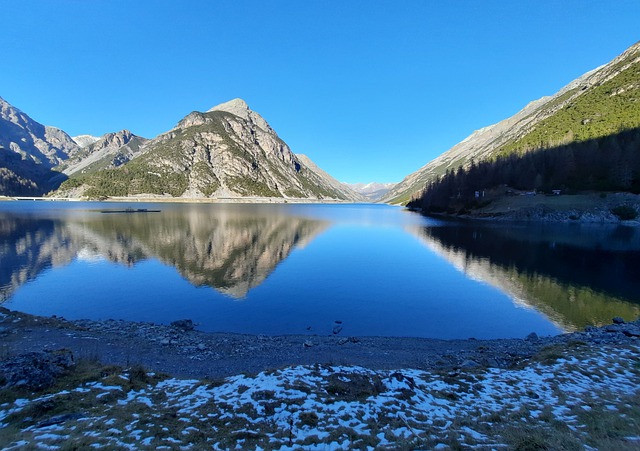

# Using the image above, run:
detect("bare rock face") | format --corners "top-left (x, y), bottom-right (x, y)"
top-left (208, 98), bottom-right (274, 135)
top-left (0, 96), bottom-right (82, 195)
top-left (62, 129), bottom-right (148, 176)
top-left (0, 96), bottom-right (79, 168)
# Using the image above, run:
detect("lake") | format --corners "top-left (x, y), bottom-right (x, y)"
top-left (1, 201), bottom-right (639, 339)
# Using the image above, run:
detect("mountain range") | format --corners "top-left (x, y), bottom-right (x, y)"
top-left (383, 41), bottom-right (640, 204)
top-left (345, 182), bottom-right (396, 201)
top-left (2, 41), bottom-right (638, 203)
top-left (0, 98), bottom-right (364, 201)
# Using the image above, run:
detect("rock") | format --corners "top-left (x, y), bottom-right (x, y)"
top-left (197, 343), bottom-right (207, 351)
top-left (622, 327), bottom-right (640, 338)
top-left (613, 317), bottom-right (625, 325)
top-left (171, 319), bottom-right (195, 331)
top-left (461, 359), bottom-right (481, 368)
top-left (604, 325), bottom-right (620, 333)
top-left (160, 338), bottom-right (171, 346)
top-left (303, 340), bottom-right (315, 348)
top-left (36, 413), bottom-right (84, 428)
top-left (326, 372), bottom-right (385, 400)
top-left (332, 325), bottom-right (343, 335)
top-left (525, 332), bottom-right (539, 341)
top-left (0, 350), bottom-right (75, 390)
top-left (483, 358), bottom-right (501, 368)
top-left (390, 371), bottom-right (416, 389)
top-left (337, 338), bottom-right (349, 345)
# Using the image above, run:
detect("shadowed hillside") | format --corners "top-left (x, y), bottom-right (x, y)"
top-left (409, 128), bottom-right (640, 214)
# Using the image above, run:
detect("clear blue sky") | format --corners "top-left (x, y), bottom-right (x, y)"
top-left (1, 1), bottom-right (639, 184)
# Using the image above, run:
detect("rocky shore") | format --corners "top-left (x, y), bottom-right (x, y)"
top-left (428, 192), bottom-right (640, 225)
top-left (1, 308), bottom-right (639, 449)
top-left (0, 307), bottom-right (637, 381)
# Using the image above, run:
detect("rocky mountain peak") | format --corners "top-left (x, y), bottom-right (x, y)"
top-left (72, 135), bottom-right (100, 148)
top-left (208, 98), bottom-right (250, 114)
top-left (61, 129), bottom-right (148, 177)
top-left (207, 98), bottom-right (274, 134)
top-left (1, 96), bottom-right (37, 131)
top-left (176, 111), bottom-right (208, 129)
top-left (92, 130), bottom-right (137, 150)
top-left (0, 96), bottom-right (79, 168)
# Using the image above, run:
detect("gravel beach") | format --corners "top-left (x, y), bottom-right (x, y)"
top-left (0, 307), bottom-right (615, 379)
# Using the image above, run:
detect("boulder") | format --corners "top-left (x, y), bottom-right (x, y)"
top-left (171, 319), bottom-right (195, 331)
top-left (0, 350), bottom-right (75, 390)
top-left (525, 332), bottom-right (539, 341)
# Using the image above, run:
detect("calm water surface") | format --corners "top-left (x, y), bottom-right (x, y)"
top-left (1, 201), bottom-right (639, 339)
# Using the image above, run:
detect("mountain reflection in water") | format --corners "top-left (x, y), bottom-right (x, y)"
top-left (411, 222), bottom-right (640, 330)
top-left (2, 202), bottom-right (639, 338)
top-left (1, 204), bottom-right (329, 300)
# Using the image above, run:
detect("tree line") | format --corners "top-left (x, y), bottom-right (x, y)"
top-left (408, 127), bottom-right (640, 212)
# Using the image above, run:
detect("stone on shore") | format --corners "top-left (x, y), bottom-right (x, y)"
top-left (0, 349), bottom-right (74, 390)
top-left (170, 319), bottom-right (195, 331)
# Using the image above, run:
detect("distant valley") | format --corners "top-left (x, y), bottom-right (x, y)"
top-left (345, 182), bottom-right (396, 202)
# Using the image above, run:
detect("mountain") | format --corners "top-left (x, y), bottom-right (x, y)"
top-left (60, 130), bottom-right (149, 176)
top-left (72, 135), bottom-right (100, 148)
top-left (0, 96), bottom-right (80, 195)
top-left (383, 41), bottom-right (640, 204)
top-left (0, 96), bottom-right (80, 166)
top-left (57, 99), bottom-right (361, 201)
top-left (295, 154), bottom-right (366, 202)
top-left (346, 182), bottom-right (396, 201)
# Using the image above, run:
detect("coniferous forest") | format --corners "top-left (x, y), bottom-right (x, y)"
top-left (407, 128), bottom-right (640, 213)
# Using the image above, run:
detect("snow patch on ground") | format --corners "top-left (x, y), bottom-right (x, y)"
top-left (0, 343), bottom-right (639, 449)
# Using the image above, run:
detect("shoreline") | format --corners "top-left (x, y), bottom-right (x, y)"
top-left (0, 195), bottom-right (368, 205)
top-left (417, 192), bottom-right (640, 225)
top-left (2, 307), bottom-right (638, 379)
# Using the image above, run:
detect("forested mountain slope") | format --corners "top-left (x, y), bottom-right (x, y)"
top-left (384, 41), bottom-right (640, 205)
